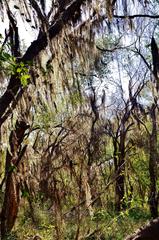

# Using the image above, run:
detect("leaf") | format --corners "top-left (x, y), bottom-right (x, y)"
top-left (3, 52), bottom-right (11, 60)
top-left (20, 74), bottom-right (30, 87)
top-left (17, 68), bottom-right (22, 73)
top-left (20, 62), bottom-right (25, 67)
top-left (0, 52), bottom-right (11, 61)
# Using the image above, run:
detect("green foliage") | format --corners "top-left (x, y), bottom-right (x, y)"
top-left (128, 207), bottom-right (150, 221)
top-left (0, 35), bottom-right (30, 87)
top-left (15, 201), bottom-right (53, 240)
top-left (3, 232), bottom-right (18, 240)
top-left (92, 209), bottom-right (111, 222)
top-left (21, 189), bottom-right (30, 198)
top-left (91, 207), bottom-right (150, 240)
top-left (16, 62), bottom-right (30, 87)
top-left (0, 35), bottom-right (15, 74)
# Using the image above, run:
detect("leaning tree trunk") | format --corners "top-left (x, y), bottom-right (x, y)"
top-left (1, 120), bottom-right (29, 239)
top-left (125, 217), bottom-right (159, 240)
top-left (1, 168), bottom-right (20, 238)
top-left (148, 104), bottom-right (158, 219)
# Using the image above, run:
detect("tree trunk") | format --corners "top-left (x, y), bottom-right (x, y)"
top-left (125, 217), bottom-right (159, 240)
top-left (115, 159), bottom-right (125, 212)
top-left (1, 171), bottom-right (20, 239)
top-left (115, 130), bottom-right (126, 212)
top-left (1, 120), bottom-right (29, 238)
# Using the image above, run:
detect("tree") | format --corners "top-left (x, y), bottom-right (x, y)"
top-left (1, 0), bottom-right (159, 239)
top-left (1, 120), bottom-right (29, 239)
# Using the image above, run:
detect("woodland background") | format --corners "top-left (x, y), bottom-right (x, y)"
top-left (0, 0), bottom-right (159, 239)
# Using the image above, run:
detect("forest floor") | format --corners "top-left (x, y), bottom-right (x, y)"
top-left (6, 203), bottom-right (151, 240)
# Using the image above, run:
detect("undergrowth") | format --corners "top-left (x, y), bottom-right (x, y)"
top-left (8, 203), bottom-right (150, 240)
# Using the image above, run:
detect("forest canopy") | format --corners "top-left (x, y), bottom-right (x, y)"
top-left (0, 0), bottom-right (159, 239)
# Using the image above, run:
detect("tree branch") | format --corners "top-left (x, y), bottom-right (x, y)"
top-left (0, 0), bottom-right (85, 126)
top-left (113, 14), bottom-right (159, 19)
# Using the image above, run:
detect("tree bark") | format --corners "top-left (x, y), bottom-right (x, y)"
top-left (125, 217), bottom-right (159, 240)
top-left (1, 120), bottom-right (29, 238)
top-left (1, 170), bottom-right (20, 238)
top-left (115, 130), bottom-right (126, 212)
